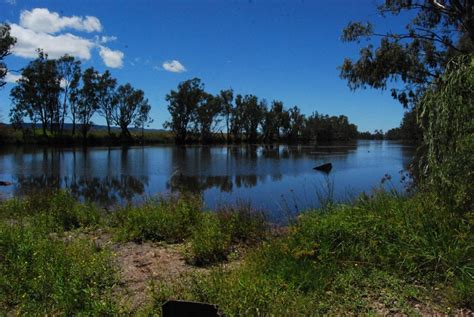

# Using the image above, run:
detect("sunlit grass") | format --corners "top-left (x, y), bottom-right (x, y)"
top-left (0, 190), bottom-right (471, 315)
top-left (147, 191), bottom-right (473, 315)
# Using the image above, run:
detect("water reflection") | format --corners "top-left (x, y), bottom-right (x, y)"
top-left (168, 174), bottom-right (233, 193)
top-left (14, 174), bottom-right (148, 206)
top-left (0, 141), bottom-right (414, 215)
top-left (3, 146), bottom-right (149, 206)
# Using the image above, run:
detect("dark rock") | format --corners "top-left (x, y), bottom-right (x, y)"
top-left (0, 181), bottom-right (12, 186)
top-left (162, 300), bottom-right (220, 317)
top-left (313, 163), bottom-right (332, 173)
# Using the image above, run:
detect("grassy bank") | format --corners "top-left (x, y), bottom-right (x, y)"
top-left (0, 124), bottom-right (374, 146)
top-left (0, 125), bottom-right (175, 146)
top-left (0, 190), bottom-right (472, 315)
top-left (163, 191), bottom-right (472, 315)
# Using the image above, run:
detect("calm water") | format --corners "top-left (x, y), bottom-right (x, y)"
top-left (0, 141), bottom-right (414, 220)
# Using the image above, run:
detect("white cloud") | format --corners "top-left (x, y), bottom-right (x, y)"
top-left (162, 60), bottom-right (186, 73)
top-left (99, 46), bottom-right (124, 68)
top-left (8, 8), bottom-right (125, 69)
top-left (5, 72), bottom-right (22, 83)
top-left (20, 8), bottom-right (102, 34)
top-left (5, 0), bottom-right (16, 5)
top-left (97, 35), bottom-right (117, 44)
top-left (10, 24), bottom-right (94, 59)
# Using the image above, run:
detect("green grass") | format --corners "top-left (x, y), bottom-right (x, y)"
top-left (216, 202), bottom-right (268, 244)
top-left (187, 205), bottom-right (268, 266)
top-left (111, 194), bottom-right (203, 243)
top-left (0, 190), bottom-right (101, 231)
top-left (148, 191), bottom-right (473, 315)
top-left (110, 194), bottom-right (268, 266)
top-left (0, 125), bottom-right (175, 145)
top-left (188, 213), bottom-right (232, 266)
top-left (0, 205), bottom-right (118, 315)
top-left (0, 190), bottom-right (471, 315)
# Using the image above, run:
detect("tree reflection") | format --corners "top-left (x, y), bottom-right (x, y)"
top-left (14, 174), bottom-right (148, 206)
top-left (4, 142), bottom-right (393, 210)
top-left (11, 146), bottom-right (150, 206)
top-left (167, 173), bottom-right (233, 194)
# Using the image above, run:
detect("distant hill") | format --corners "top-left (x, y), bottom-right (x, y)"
top-left (0, 122), bottom-right (167, 133)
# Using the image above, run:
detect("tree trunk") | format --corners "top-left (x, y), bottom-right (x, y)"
top-left (61, 92), bottom-right (67, 136)
top-left (226, 115), bottom-right (230, 143)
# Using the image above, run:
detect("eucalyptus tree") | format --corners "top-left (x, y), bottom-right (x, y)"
top-left (10, 50), bottom-right (61, 135)
top-left (286, 106), bottom-right (306, 142)
top-left (340, 0), bottom-right (474, 107)
top-left (261, 102), bottom-right (273, 143)
top-left (0, 24), bottom-right (16, 89)
top-left (240, 94), bottom-right (264, 142)
top-left (230, 94), bottom-right (245, 142)
top-left (385, 110), bottom-right (422, 141)
top-left (302, 112), bottom-right (328, 143)
top-left (57, 55), bottom-right (81, 135)
top-left (96, 70), bottom-right (117, 136)
top-left (78, 67), bottom-right (100, 138)
top-left (164, 78), bottom-right (206, 143)
top-left (219, 89), bottom-right (234, 142)
top-left (262, 100), bottom-right (285, 142)
top-left (69, 70), bottom-right (82, 135)
top-left (113, 83), bottom-right (150, 138)
top-left (135, 102), bottom-right (153, 139)
top-left (194, 93), bottom-right (223, 142)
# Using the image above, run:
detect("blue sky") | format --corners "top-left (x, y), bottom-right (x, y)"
top-left (0, 0), bottom-right (408, 132)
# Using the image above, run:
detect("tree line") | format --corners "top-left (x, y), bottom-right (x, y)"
top-left (7, 55), bottom-right (360, 144)
top-left (2, 24), bottom-right (361, 145)
top-left (9, 50), bottom-right (152, 139)
top-left (385, 110), bottom-right (422, 142)
top-left (357, 110), bottom-right (422, 142)
top-left (164, 78), bottom-right (358, 144)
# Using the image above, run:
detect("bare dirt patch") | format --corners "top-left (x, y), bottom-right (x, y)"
top-left (112, 240), bottom-right (206, 311)
top-left (75, 228), bottom-right (238, 312)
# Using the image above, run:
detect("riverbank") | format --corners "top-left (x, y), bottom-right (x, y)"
top-left (0, 124), bottom-right (397, 146)
top-left (0, 190), bottom-right (471, 315)
top-left (0, 125), bottom-right (175, 146)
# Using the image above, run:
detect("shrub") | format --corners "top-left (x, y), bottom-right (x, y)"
top-left (0, 190), bottom-right (101, 231)
top-left (216, 202), bottom-right (268, 244)
top-left (0, 222), bottom-right (118, 315)
top-left (112, 193), bottom-right (202, 243)
top-left (188, 213), bottom-right (231, 266)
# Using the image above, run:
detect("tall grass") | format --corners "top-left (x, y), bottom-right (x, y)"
top-left (0, 192), bottom-right (118, 315)
top-left (151, 191), bottom-right (473, 314)
top-left (111, 194), bottom-right (203, 243)
top-left (0, 190), bottom-right (101, 231)
top-left (111, 194), bottom-right (268, 265)
top-left (189, 213), bottom-right (232, 266)
top-left (1, 189), bottom-right (471, 314)
top-left (215, 202), bottom-right (268, 244)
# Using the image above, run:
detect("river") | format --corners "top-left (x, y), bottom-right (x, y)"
top-left (0, 140), bottom-right (415, 221)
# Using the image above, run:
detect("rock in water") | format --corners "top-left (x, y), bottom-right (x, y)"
top-left (313, 163), bottom-right (332, 173)
top-left (0, 181), bottom-right (12, 186)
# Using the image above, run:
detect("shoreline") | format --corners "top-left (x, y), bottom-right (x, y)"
top-left (0, 190), bottom-right (471, 315)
